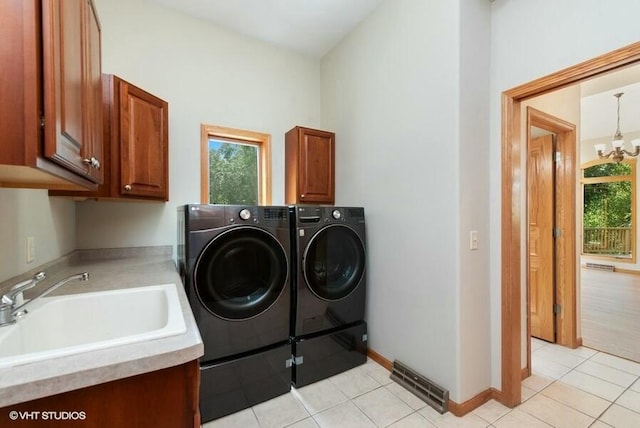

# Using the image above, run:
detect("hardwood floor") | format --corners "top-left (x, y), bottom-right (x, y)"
top-left (581, 267), bottom-right (640, 362)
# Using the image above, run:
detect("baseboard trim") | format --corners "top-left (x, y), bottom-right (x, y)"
top-left (366, 348), bottom-right (503, 417)
top-left (449, 388), bottom-right (503, 417)
top-left (367, 348), bottom-right (392, 371)
top-left (521, 366), bottom-right (530, 380)
top-left (613, 267), bottom-right (640, 275)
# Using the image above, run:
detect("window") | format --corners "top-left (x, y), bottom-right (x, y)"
top-left (200, 125), bottom-right (271, 205)
top-left (581, 159), bottom-right (636, 261)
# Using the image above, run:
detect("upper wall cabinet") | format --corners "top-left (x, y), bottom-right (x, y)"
top-left (51, 75), bottom-right (169, 201)
top-left (0, 0), bottom-right (103, 190)
top-left (285, 126), bottom-right (335, 205)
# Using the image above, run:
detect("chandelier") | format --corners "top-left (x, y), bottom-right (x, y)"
top-left (595, 92), bottom-right (640, 163)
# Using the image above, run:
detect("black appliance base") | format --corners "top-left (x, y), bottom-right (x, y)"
top-left (292, 322), bottom-right (368, 388)
top-left (200, 342), bottom-right (291, 422)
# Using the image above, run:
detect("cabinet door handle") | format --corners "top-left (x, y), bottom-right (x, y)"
top-left (124, 185), bottom-right (132, 191)
top-left (83, 157), bottom-right (100, 169)
top-left (300, 194), bottom-right (305, 199)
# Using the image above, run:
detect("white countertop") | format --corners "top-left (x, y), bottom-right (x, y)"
top-left (0, 247), bottom-right (204, 407)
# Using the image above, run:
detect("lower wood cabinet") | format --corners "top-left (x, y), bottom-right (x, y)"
top-left (50, 74), bottom-right (169, 201)
top-left (0, 360), bottom-right (200, 428)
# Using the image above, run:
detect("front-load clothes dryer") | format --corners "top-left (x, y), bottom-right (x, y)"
top-left (179, 204), bottom-right (291, 362)
top-left (178, 204), bottom-right (292, 422)
top-left (291, 206), bottom-right (367, 338)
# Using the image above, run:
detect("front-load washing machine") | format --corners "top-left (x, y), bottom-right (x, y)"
top-left (290, 206), bottom-right (368, 387)
top-left (291, 206), bottom-right (367, 337)
top-left (178, 204), bottom-right (292, 421)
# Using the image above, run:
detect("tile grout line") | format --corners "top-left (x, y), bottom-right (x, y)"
top-left (528, 344), bottom-right (640, 427)
top-left (586, 352), bottom-right (640, 377)
top-left (522, 348), bottom-right (595, 424)
top-left (591, 379), bottom-right (640, 425)
top-left (350, 384), bottom-right (397, 428)
top-left (492, 401), bottom-right (553, 428)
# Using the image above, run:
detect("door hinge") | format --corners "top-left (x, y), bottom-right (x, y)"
top-left (553, 303), bottom-right (561, 314)
top-left (554, 151), bottom-right (562, 163)
top-left (40, 116), bottom-right (45, 128)
top-left (553, 228), bottom-right (562, 238)
top-left (285, 355), bottom-right (304, 368)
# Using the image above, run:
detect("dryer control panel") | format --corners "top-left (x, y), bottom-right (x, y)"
top-left (294, 206), bottom-right (365, 226)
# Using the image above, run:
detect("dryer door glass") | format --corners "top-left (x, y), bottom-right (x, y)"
top-left (303, 225), bottom-right (365, 301)
top-left (195, 227), bottom-right (288, 320)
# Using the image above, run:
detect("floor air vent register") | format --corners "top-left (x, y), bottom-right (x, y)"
top-left (390, 360), bottom-right (449, 414)
top-left (585, 262), bottom-right (615, 272)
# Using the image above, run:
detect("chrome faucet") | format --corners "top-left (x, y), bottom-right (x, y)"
top-left (0, 272), bottom-right (89, 326)
top-left (1, 271), bottom-right (46, 307)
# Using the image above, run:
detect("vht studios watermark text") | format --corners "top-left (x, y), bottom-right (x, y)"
top-left (8, 410), bottom-right (86, 421)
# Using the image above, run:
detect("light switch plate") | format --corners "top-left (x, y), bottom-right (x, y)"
top-left (26, 236), bottom-right (35, 263)
top-left (469, 231), bottom-right (478, 251)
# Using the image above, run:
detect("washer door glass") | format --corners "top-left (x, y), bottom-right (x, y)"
top-left (195, 227), bottom-right (288, 320)
top-left (303, 225), bottom-right (365, 301)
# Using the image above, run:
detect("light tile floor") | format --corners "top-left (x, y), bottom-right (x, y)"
top-left (203, 340), bottom-right (640, 427)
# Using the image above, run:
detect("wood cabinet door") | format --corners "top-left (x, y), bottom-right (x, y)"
top-left (0, 361), bottom-right (200, 428)
top-left (42, 0), bottom-right (102, 183)
top-left (119, 80), bottom-right (169, 200)
top-left (298, 128), bottom-right (335, 204)
top-left (42, 0), bottom-right (90, 178)
top-left (82, 0), bottom-right (103, 184)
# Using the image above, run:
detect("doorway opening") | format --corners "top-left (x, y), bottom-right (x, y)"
top-left (524, 107), bottom-right (577, 380)
top-left (501, 41), bottom-right (640, 407)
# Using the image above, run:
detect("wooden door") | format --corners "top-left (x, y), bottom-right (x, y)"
top-left (119, 79), bottom-right (169, 200)
top-left (528, 134), bottom-right (555, 342)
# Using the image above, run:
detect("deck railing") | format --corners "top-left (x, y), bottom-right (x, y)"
top-left (583, 227), bottom-right (632, 255)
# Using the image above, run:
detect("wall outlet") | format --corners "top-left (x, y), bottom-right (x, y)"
top-left (26, 236), bottom-right (35, 263)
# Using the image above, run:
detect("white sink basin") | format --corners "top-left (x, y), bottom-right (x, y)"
top-left (0, 284), bottom-right (187, 368)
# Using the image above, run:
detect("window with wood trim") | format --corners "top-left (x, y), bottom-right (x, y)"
top-left (581, 158), bottom-right (636, 262)
top-left (200, 125), bottom-right (271, 205)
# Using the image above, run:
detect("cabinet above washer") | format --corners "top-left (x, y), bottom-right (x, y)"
top-left (285, 126), bottom-right (335, 205)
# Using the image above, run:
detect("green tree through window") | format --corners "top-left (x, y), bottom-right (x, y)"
top-left (582, 160), bottom-right (635, 258)
top-left (208, 140), bottom-right (259, 205)
top-left (200, 124), bottom-right (271, 206)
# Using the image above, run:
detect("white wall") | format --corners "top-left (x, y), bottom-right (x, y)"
top-left (490, 0), bottom-right (640, 388)
top-left (458, 0), bottom-right (492, 402)
top-left (322, 0), bottom-right (492, 402)
top-left (77, 0), bottom-right (322, 249)
top-left (0, 189), bottom-right (75, 283)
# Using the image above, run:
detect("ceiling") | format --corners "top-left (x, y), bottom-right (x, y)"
top-left (149, 0), bottom-right (640, 139)
top-left (149, 0), bottom-right (385, 58)
top-left (532, 64), bottom-right (640, 140)
top-left (581, 64), bottom-right (640, 140)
